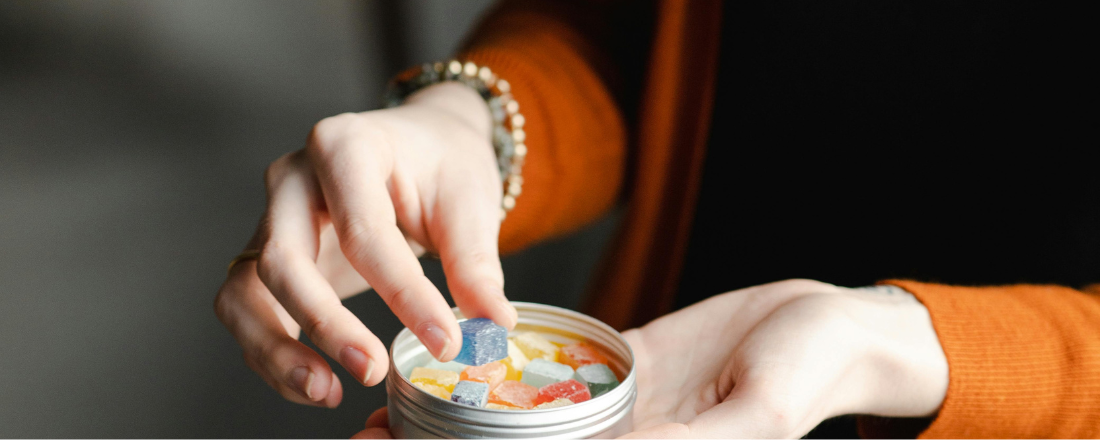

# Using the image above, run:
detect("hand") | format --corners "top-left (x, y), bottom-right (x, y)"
top-left (214, 82), bottom-right (518, 407)
top-left (622, 279), bottom-right (948, 438)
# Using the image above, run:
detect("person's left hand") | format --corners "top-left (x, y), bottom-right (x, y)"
top-left (621, 279), bottom-right (947, 438)
top-left (352, 279), bottom-right (948, 439)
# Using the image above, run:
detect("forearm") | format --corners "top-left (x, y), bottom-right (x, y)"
top-left (457, 0), bottom-right (629, 253)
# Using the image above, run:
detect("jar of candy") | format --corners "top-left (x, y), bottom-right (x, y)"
top-left (386, 302), bottom-right (637, 438)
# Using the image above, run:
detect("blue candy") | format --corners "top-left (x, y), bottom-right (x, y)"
top-left (453, 318), bottom-right (508, 366)
top-left (450, 380), bottom-right (489, 407)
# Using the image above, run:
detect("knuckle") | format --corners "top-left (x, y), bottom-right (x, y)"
top-left (337, 217), bottom-right (383, 260)
top-left (444, 248), bottom-right (503, 287)
top-left (300, 314), bottom-right (331, 346)
top-left (263, 152), bottom-right (296, 189)
top-left (255, 241), bottom-right (287, 284)
top-left (309, 113), bottom-right (361, 155)
top-left (213, 288), bottom-right (234, 324)
top-left (384, 283), bottom-right (419, 317)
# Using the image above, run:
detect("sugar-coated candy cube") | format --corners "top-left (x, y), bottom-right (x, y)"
top-left (504, 340), bottom-right (531, 381)
top-left (410, 367), bottom-right (460, 392)
top-left (485, 403), bottom-right (520, 410)
top-left (512, 332), bottom-right (559, 362)
top-left (454, 318), bottom-right (508, 366)
top-left (520, 358), bottom-right (574, 388)
top-left (535, 379), bottom-right (591, 405)
top-left (451, 380), bottom-right (490, 407)
top-left (414, 382), bottom-right (452, 400)
top-left (488, 380), bottom-right (539, 409)
top-left (533, 398), bottom-right (574, 409)
top-left (508, 340), bottom-right (531, 370)
top-left (460, 361), bottom-right (507, 390)
top-left (423, 359), bottom-right (467, 373)
top-left (560, 343), bottom-right (609, 370)
top-left (574, 364), bottom-right (620, 397)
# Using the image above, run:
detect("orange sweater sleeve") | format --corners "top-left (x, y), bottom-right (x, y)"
top-left (860, 280), bottom-right (1100, 438)
top-left (456, 1), bottom-right (630, 254)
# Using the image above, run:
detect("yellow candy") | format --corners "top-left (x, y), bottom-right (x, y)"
top-left (512, 332), bottom-right (559, 363)
top-left (485, 403), bottom-right (520, 410)
top-left (414, 382), bottom-right (452, 400)
top-left (503, 340), bottom-right (531, 381)
top-left (410, 367), bottom-right (460, 392)
top-left (534, 398), bottom-right (573, 409)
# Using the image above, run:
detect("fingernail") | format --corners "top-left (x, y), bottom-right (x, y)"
top-left (364, 358), bottom-right (375, 386)
top-left (339, 346), bottom-right (373, 386)
top-left (289, 366), bottom-right (317, 401)
top-left (497, 296), bottom-right (518, 329)
top-left (417, 322), bottom-right (452, 361)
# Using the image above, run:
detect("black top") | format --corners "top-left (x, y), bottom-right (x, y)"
top-left (677, 1), bottom-right (1098, 311)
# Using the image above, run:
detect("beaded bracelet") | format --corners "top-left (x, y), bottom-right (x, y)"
top-left (383, 60), bottom-right (526, 221)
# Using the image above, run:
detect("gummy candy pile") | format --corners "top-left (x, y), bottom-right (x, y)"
top-left (406, 318), bottom-right (621, 410)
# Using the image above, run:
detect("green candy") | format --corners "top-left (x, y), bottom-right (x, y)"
top-left (573, 364), bottom-right (619, 397)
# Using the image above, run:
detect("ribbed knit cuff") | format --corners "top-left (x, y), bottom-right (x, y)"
top-left (858, 280), bottom-right (1100, 438)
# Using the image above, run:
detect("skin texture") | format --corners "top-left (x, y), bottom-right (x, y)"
top-left (214, 83), bottom-right (517, 407)
top-left (355, 279), bottom-right (948, 438)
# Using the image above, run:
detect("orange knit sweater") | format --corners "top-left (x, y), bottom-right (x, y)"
top-left (458, 1), bottom-right (1100, 437)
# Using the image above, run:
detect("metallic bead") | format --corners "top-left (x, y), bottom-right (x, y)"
top-left (383, 59), bottom-right (524, 222)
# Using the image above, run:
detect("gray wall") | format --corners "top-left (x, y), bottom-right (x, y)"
top-left (0, 1), bottom-right (617, 437)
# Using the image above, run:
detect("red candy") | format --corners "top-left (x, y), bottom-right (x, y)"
top-left (559, 343), bottom-right (609, 370)
top-left (460, 361), bottom-right (507, 391)
top-left (488, 380), bottom-right (539, 409)
top-left (534, 379), bottom-right (591, 405)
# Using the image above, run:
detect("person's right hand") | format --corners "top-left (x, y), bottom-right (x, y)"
top-left (214, 82), bottom-right (518, 407)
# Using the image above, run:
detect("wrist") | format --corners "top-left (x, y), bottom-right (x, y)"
top-left (403, 82), bottom-right (493, 139)
top-left (850, 287), bottom-right (948, 418)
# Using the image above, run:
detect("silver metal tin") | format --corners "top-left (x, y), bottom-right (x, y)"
top-left (387, 302), bottom-right (636, 438)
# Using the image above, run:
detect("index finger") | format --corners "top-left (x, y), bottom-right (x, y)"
top-left (308, 119), bottom-right (461, 361)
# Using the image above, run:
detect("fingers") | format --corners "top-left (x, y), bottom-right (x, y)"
top-left (308, 121), bottom-right (461, 361)
top-left (352, 408), bottom-right (393, 439)
top-left (215, 261), bottom-right (342, 407)
top-left (434, 168), bottom-right (517, 330)
top-left (351, 428), bottom-right (394, 440)
top-left (365, 407), bottom-right (389, 429)
top-left (256, 153), bottom-right (388, 386)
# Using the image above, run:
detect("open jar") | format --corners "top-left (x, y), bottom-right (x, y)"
top-left (386, 302), bottom-right (637, 438)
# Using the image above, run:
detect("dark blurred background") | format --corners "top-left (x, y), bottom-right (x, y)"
top-left (0, 1), bottom-right (617, 437)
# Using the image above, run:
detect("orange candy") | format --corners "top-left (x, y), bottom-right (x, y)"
top-left (559, 343), bottom-right (609, 370)
top-left (488, 380), bottom-right (539, 409)
top-left (460, 361), bottom-right (507, 391)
